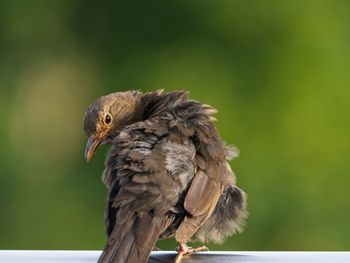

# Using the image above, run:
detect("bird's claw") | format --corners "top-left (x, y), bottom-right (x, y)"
top-left (174, 244), bottom-right (208, 263)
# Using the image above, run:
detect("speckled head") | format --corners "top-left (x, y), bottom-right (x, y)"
top-left (83, 91), bottom-right (142, 161)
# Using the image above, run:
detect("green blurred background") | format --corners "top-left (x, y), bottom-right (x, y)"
top-left (0, 0), bottom-right (349, 251)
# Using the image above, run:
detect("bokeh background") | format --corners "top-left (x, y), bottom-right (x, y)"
top-left (1, 0), bottom-right (349, 251)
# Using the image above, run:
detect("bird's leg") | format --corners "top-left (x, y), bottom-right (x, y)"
top-left (174, 242), bottom-right (208, 263)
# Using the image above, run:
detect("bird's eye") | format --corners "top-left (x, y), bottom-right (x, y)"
top-left (105, 114), bottom-right (112, 124)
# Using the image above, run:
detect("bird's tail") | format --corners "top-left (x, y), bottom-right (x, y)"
top-left (98, 214), bottom-right (167, 263)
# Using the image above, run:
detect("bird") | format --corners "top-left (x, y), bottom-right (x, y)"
top-left (83, 90), bottom-right (247, 263)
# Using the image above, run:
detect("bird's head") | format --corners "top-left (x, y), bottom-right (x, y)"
top-left (83, 91), bottom-right (142, 161)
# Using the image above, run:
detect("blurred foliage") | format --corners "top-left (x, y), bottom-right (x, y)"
top-left (0, 0), bottom-right (350, 251)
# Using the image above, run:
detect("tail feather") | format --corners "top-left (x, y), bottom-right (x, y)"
top-left (98, 214), bottom-right (167, 263)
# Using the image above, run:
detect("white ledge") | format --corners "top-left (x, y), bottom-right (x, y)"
top-left (0, 250), bottom-right (350, 263)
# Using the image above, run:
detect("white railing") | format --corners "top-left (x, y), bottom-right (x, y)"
top-left (0, 250), bottom-right (349, 263)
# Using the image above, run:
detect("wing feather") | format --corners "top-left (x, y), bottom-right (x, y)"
top-left (175, 169), bottom-right (224, 242)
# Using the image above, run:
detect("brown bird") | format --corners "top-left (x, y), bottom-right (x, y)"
top-left (83, 90), bottom-right (247, 263)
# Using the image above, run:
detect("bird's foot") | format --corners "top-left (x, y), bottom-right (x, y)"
top-left (174, 243), bottom-right (208, 263)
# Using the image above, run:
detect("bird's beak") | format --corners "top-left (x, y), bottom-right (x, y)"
top-left (85, 136), bottom-right (102, 162)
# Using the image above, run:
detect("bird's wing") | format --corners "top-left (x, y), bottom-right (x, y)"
top-left (191, 178), bottom-right (248, 244)
top-left (175, 166), bottom-right (227, 242)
